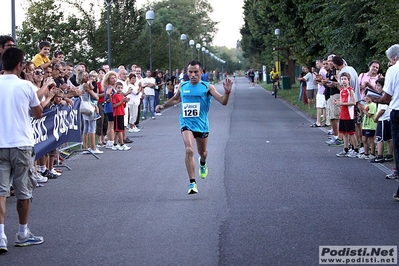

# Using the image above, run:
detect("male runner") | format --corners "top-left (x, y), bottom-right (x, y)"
top-left (156, 60), bottom-right (233, 194)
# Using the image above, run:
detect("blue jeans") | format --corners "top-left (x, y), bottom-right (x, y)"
top-left (154, 90), bottom-right (160, 108)
top-left (142, 95), bottom-right (155, 118)
top-left (298, 83), bottom-right (303, 101)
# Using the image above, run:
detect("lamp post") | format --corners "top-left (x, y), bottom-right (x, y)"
top-left (210, 53), bottom-right (214, 70)
top-left (196, 43), bottom-right (201, 61)
top-left (189, 40), bottom-right (194, 60)
top-left (166, 23), bottom-right (174, 75)
top-left (201, 47), bottom-right (205, 69)
top-left (146, 10), bottom-right (155, 71)
top-left (11, 0), bottom-right (16, 40)
top-left (180, 34), bottom-right (187, 68)
top-left (274, 28), bottom-right (280, 76)
top-left (205, 49), bottom-right (209, 70)
top-left (104, 0), bottom-right (113, 68)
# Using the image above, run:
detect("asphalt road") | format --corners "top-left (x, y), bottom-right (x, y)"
top-left (3, 77), bottom-right (399, 266)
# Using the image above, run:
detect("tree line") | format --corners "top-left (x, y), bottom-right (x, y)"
top-left (240, 0), bottom-right (399, 74)
top-left (16, 0), bottom-right (239, 73)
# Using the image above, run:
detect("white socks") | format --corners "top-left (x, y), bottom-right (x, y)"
top-left (18, 224), bottom-right (27, 236)
top-left (0, 224), bottom-right (4, 237)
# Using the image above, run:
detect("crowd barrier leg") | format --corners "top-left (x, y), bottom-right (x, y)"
top-left (55, 142), bottom-right (99, 171)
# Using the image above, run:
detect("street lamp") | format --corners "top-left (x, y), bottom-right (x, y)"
top-left (201, 47), bottom-right (205, 69)
top-left (166, 23), bottom-right (174, 75)
top-left (11, 0), bottom-right (16, 40)
top-left (181, 34), bottom-right (187, 68)
top-left (146, 10), bottom-right (155, 71)
top-left (196, 43), bottom-right (201, 61)
top-left (205, 49), bottom-right (209, 70)
top-left (274, 28), bottom-right (280, 76)
top-left (189, 40), bottom-right (194, 60)
top-left (210, 53), bottom-right (214, 70)
top-left (104, 0), bottom-right (113, 68)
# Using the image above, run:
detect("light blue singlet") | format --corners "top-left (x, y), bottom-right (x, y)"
top-left (179, 81), bottom-right (212, 132)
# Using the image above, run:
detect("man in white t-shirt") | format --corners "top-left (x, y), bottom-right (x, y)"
top-left (299, 66), bottom-right (317, 109)
top-left (0, 48), bottom-right (44, 252)
top-left (127, 72), bottom-right (142, 133)
top-left (117, 68), bottom-right (132, 143)
top-left (134, 67), bottom-right (144, 128)
top-left (141, 69), bottom-right (156, 120)
top-left (371, 44), bottom-right (399, 199)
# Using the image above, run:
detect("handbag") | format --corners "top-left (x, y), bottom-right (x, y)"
top-left (80, 93), bottom-right (95, 115)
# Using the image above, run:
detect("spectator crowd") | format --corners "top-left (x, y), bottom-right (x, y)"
top-left (1, 35), bottom-right (399, 199)
top-left (0, 36), bottom-right (216, 187)
top-left (296, 52), bottom-right (399, 198)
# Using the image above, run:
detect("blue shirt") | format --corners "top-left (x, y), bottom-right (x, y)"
top-left (179, 81), bottom-right (212, 132)
top-left (201, 73), bottom-right (209, 82)
top-left (103, 86), bottom-right (115, 114)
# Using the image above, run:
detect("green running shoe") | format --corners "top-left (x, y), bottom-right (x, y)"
top-left (198, 157), bottom-right (208, 179)
top-left (188, 182), bottom-right (198, 195)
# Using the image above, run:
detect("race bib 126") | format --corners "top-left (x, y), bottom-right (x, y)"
top-left (182, 102), bottom-right (200, 117)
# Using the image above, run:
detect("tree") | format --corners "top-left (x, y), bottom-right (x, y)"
top-left (94, 0), bottom-right (143, 69)
top-left (17, 0), bottom-right (228, 72)
top-left (142, 0), bottom-right (218, 71)
top-left (240, 0), bottom-right (399, 75)
top-left (17, 0), bottom-right (73, 60)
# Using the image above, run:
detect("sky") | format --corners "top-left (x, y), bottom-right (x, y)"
top-left (1, 0), bottom-right (244, 49)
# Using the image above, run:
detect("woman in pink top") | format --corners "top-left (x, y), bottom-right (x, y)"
top-left (359, 60), bottom-right (383, 102)
top-left (357, 60), bottom-right (383, 153)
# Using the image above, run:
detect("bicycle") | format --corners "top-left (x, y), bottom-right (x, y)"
top-left (271, 80), bottom-right (278, 98)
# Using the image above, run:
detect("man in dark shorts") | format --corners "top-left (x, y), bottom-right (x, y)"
top-left (156, 60), bottom-right (233, 194)
top-left (248, 68), bottom-right (255, 88)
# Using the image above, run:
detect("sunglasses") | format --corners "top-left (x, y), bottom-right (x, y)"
top-left (35, 70), bottom-right (45, 75)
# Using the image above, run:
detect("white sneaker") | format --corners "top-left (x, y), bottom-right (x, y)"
top-left (34, 172), bottom-right (48, 183)
top-left (128, 128), bottom-right (134, 133)
top-left (50, 168), bottom-right (61, 176)
top-left (336, 150), bottom-right (348, 157)
top-left (112, 145), bottom-right (120, 151)
top-left (131, 127), bottom-right (141, 133)
top-left (0, 235), bottom-right (7, 253)
top-left (119, 144), bottom-right (131, 151)
top-left (15, 228), bottom-right (44, 246)
top-left (151, 116), bottom-right (156, 120)
top-left (359, 147), bottom-right (365, 154)
top-left (90, 149), bottom-right (103, 154)
top-left (358, 154), bottom-right (367, 159)
top-left (106, 141), bottom-right (113, 149)
top-left (347, 150), bottom-right (358, 158)
top-left (155, 112), bottom-right (162, 116)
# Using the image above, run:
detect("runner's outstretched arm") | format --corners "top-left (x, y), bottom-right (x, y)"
top-left (156, 87), bottom-right (181, 112)
top-left (209, 78), bottom-right (233, 105)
